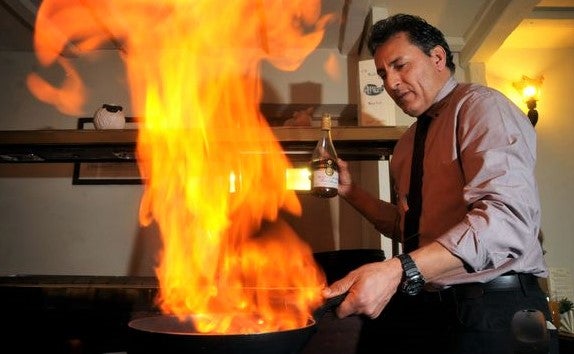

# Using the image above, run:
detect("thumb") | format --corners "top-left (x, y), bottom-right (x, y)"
top-left (322, 278), bottom-right (351, 298)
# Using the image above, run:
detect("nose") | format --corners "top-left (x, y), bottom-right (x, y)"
top-left (385, 71), bottom-right (401, 92)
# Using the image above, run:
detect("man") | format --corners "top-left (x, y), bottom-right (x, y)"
top-left (322, 14), bottom-right (557, 353)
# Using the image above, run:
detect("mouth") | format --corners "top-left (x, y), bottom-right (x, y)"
top-left (396, 90), bottom-right (412, 101)
top-left (394, 90), bottom-right (414, 108)
top-left (393, 91), bottom-right (421, 116)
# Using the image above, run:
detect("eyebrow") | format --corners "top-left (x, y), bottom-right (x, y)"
top-left (376, 57), bottom-right (402, 78)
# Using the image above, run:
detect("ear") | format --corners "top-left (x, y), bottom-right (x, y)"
top-left (430, 45), bottom-right (447, 71)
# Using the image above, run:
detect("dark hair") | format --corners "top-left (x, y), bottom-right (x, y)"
top-left (367, 14), bottom-right (455, 73)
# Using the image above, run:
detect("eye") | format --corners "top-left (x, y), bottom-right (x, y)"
top-left (395, 63), bottom-right (406, 71)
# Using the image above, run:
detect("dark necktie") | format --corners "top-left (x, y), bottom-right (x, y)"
top-left (403, 114), bottom-right (431, 253)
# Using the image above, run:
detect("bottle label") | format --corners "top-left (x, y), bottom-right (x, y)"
top-left (312, 159), bottom-right (339, 188)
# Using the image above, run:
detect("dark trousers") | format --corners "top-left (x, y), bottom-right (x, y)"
top-left (356, 275), bottom-right (559, 354)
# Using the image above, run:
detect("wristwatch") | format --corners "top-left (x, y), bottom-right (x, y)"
top-left (397, 253), bottom-right (426, 296)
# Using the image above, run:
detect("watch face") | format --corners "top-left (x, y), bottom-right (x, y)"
top-left (402, 274), bottom-right (425, 296)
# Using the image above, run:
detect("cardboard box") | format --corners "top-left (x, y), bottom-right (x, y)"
top-left (358, 59), bottom-right (396, 126)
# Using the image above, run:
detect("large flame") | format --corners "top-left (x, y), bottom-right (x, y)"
top-left (29, 0), bottom-right (333, 333)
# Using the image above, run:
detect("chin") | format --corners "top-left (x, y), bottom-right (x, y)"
top-left (400, 107), bottom-right (418, 118)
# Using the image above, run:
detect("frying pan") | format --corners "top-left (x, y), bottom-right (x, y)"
top-left (127, 293), bottom-right (346, 354)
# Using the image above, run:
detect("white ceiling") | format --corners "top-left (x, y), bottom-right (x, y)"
top-left (1, 0), bottom-right (573, 62)
top-left (321, 0), bottom-right (574, 64)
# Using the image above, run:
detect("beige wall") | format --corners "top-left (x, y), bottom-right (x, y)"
top-left (0, 48), bottom-right (383, 276)
top-left (485, 47), bottom-right (574, 282)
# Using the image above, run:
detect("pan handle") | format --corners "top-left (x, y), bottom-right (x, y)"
top-left (312, 292), bottom-right (347, 320)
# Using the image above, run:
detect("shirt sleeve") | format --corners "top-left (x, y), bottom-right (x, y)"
top-left (436, 86), bottom-right (541, 273)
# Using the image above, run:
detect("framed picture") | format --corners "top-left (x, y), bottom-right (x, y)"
top-left (72, 161), bottom-right (142, 185)
top-left (73, 117), bottom-right (144, 185)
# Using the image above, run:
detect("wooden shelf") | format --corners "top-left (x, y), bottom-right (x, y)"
top-left (0, 126), bottom-right (407, 163)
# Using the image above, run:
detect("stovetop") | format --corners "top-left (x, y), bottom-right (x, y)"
top-left (0, 275), bottom-right (160, 354)
top-left (0, 249), bottom-right (386, 354)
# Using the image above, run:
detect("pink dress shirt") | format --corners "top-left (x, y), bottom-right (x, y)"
top-left (390, 76), bottom-right (547, 287)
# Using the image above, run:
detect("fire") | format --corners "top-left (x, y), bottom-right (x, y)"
top-left (29, 0), bottom-right (334, 333)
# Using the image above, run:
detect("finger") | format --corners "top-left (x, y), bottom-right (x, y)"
top-left (322, 278), bottom-right (352, 299)
top-left (335, 290), bottom-right (358, 318)
top-left (370, 308), bottom-right (383, 319)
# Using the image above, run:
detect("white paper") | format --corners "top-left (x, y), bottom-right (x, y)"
top-left (548, 267), bottom-right (574, 300)
top-left (358, 59), bottom-right (395, 126)
top-left (561, 311), bottom-right (574, 333)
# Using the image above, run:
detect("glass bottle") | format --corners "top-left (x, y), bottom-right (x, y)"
top-left (310, 113), bottom-right (338, 198)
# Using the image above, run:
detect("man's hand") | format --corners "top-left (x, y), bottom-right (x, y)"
top-left (336, 158), bottom-right (353, 197)
top-left (321, 257), bottom-right (403, 319)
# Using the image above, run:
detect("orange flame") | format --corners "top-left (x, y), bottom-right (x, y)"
top-left (29, 0), bottom-right (333, 333)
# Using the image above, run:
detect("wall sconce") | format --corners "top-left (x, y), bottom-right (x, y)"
top-left (513, 75), bottom-right (544, 127)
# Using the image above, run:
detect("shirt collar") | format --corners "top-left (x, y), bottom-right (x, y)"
top-left (425, 76), bottom-right (458, 118)
top-left (434, 76), bottom-right (458, 103)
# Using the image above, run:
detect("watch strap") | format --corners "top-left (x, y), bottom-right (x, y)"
top-left (397, 253), bottom-right (419, 279)
top-left (397, 253), bottom-right (426, 295)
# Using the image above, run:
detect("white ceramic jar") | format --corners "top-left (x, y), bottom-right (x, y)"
top-left (93, 104), bottom-right (126, 130)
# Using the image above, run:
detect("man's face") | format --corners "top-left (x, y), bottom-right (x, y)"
top-left (373, 32), bottom-right (445, 117)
